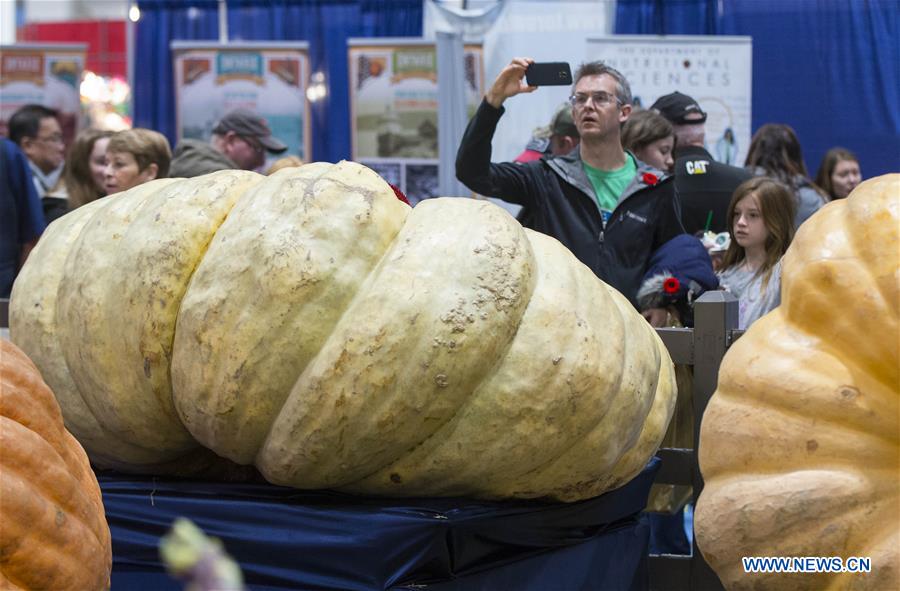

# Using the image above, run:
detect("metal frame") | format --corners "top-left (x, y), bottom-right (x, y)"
top-left (650, 291), bottom-right (742, 591)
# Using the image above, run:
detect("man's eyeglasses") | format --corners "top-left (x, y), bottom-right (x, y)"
top-left (35, 134), bottom-right (64, 145)
top-left (568, 91), bottom-right (623, 108)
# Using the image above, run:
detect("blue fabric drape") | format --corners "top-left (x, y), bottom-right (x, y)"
top-left (103, 459), bottom-right (659, 590)
top-left (134, 1), bottom-right (220, 141)
top-left (615, 0), bottom-right (900, 177)
top-left (615, 0), bottom-right (720, 35)
top-left (225, 0), bottom-right (423, 163)
top-left (134, 1), bottom-right (421, 163)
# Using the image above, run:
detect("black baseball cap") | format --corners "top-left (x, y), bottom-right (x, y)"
top-left (650, 92), bottom-right (708, 125)
top-left (212, 108), bottom-right (288, 153)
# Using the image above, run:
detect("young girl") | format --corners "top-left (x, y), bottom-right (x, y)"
top-left (717, 177), bottom-right (796, 329)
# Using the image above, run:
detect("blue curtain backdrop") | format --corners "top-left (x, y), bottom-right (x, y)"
top-left (135, 0), bottom-right (422, 164)
top-left (615, 0), bottom-right (900, 177)
top-left (134, 1), bottom-right (220, 143)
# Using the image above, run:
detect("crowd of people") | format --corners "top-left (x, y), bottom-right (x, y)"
top-left (457, 57), bottom-right (863, 331)
top-left (2, 57), bottom-right (866, 324)
top-left (1, 106), bottom-right (295, 297)
top-left (451, 56), bottom-right (870, 556)
top-left (0, 55), bottom-right (876, 566)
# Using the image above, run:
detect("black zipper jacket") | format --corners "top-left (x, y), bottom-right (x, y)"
top-left (456, 99), bottom-right (684, 307)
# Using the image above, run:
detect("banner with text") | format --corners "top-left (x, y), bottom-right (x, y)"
top-left (587, 36), bottom-right (752, 166)
top-left (172, 42), bottom-right (310, 166)
top-left (348, 39), bottom-right (483, 204)
top-left (0, 43), bottom-right (86, 146)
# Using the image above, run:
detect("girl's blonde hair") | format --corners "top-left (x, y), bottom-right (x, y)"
top-left (720, 176), bottom-right (796, 289)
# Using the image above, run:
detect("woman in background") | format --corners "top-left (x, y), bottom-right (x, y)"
top-left (64, 128), bottom-right (114, 210)
top-left (104, 128), bottom-right (171, 195)
top-left (814, 147), bottom-right (862, 200)
top-left (621, 109), bottom-right (675, 173)
top-left (744, 123), bottom-right (826, 228)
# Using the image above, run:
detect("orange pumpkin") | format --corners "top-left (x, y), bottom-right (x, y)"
top-left (696, 174), bottom-right (899, 590)
top-left (1, 339), bottom-right (112, 591)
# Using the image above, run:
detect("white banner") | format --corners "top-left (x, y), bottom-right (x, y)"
top-left (172, 42), bottom-right (310, 165)
top-left (587, 36), bottom-right (752, 166)
top-left (348, 39), bottom-right (483, 203)
top-left (0, 43), bottom-right (85, 146)
top-left (424, 0), bottom-right (614, 163)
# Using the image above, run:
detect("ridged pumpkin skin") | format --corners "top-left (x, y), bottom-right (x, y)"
top-left (695, 174), bottom-right (899, 589)
top-left (1, 339), bottom-right (112, 591)
top-left (10, 162), bottom-right (675, 502)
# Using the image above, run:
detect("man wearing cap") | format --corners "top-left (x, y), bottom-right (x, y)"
top-left (514, 103), bottom-right (580, 164)
top-left (651, 92), bottom-right (751, 236)
top-left (169, 108), bottom-right (288, 177)
top-left (512, 103), bottom-right (580, 228)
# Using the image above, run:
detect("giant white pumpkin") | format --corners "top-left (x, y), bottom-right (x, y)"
top-left (10, 162), bottom-right (675, 502)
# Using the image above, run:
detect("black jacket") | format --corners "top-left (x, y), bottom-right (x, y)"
top-left (42, 196), bottom-right (69, 224)
top-left (456, 100), bottom-right (684, 307)
top-left (673, 145), bottom-right (752, 235)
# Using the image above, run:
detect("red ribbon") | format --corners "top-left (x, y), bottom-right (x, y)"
top-left (388, 183), bottom-right (410, 205)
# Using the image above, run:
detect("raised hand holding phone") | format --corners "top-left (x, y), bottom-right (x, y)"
top-left (485, 57), bottom-right (538, 108)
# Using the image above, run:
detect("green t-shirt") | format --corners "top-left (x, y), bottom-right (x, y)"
top-left (583, 155), bottom-right (637, 225)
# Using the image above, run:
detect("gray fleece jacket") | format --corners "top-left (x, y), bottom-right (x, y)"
top-left (169, 139), bottom-right (238, 178)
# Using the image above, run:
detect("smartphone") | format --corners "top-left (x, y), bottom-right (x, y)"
top-left (525, 62), bottom-right (573, 87)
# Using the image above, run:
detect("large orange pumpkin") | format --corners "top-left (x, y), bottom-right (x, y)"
top-left (1, 339), bottom-right (112, 590)
top-left (695, 174), bottom-right (899, 589)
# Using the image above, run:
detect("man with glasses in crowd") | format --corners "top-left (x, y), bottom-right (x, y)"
top-left (456, 58), bottom-right (683, 308)
top-left (8, 104), bottom-right (66, 200)
top-left (169, 107), bottom-right (287, 177)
